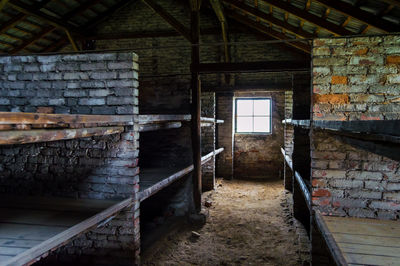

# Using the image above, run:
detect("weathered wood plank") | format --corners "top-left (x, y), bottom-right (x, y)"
top-left (2, 198), bottom-right (133, 266)
top-left (0, 126), bottom-right (124, 145)
top-left (138, 114), bottom-right (191, 124)
top-left (139, 122), bottom-right (182, 132)
top-left (0, 112), bottom-right (133, 125)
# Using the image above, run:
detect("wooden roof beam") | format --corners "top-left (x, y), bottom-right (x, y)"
top-left (224, 0), bottom-right (314, 38)
top-left (9, 26), bottom-right (55, 54)
top-left (226, 10), bottom-right (311, 53)
top-left (260, 0), bottom-right (352, 36)
top-left (142, 0), bottom-right (191, 41)
top-left (209, 0), bottom-right (230, 63)
top-left (380, 0), bottom-right (400, 8)
top-left (313, 0), bottom-right (398, 32)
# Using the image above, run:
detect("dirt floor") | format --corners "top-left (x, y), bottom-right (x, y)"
top-left (141, 178), bottom-right (309, 265)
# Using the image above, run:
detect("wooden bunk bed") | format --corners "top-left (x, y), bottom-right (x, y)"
top-left (137, 114), bottom-right (224, 201)
top-left (0, 112), bottom-right (135, 266)
top-left (139, 148), bottom-right (224, 201)
top-left (314, 211), bottom-right (400, 266)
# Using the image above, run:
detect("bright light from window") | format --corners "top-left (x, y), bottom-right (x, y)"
top-left (235, 98), bottom-right (272, 133)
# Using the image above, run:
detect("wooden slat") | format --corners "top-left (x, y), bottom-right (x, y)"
top-left (333, 233), bottom-right (400, 248)
top-left (260, 0), bottom-right (353, 36)
top-left (224, 0), bottom-right (314, 38)
top-left (139, 122), bottom-right (182, 132)
top-left (0, 112), bottom-right (134, 125)
top-left (0, 239), bottom-right (43, 249)
top-left (0, 195), bottom-right (118, 212)
top-left (0, 126), bottom-right (124, 145)
top-left (226, 10), bottom-right (311, 53)
top-left (2, 198), bottom-right (133, 266)
top-left (314, 211), bottom-right (348, 266)
top-left (314, 0), bottom-right (398, 33)
top-left (281, 147), bottom-right (293, 170)
top-left (138, 114), bottom-right (191, 124)
top-left (343, 253), bottom-right (400, 266)
top-left (294, 171), bottom-right (311, 210)
top-left (0, 224), bottom-right (66, 242)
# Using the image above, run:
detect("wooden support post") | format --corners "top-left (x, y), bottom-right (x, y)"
top-left (190, 0), bottom-right (202, 212)
top-left (65, 30), bottom-right (79, 52)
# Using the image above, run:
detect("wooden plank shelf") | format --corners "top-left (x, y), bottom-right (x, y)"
top-left (138, 114), bottom-right (224, 131)
top-left (0, 112), bottom-right (134, 126)
top-left (314, 211), bottom-right (400, 266)
top-left (0, 195), bottom-right (132, 266)
top-left (0, 126), bottom-right (124, 145)
top-left (139, 148), bottom-right (224, 201)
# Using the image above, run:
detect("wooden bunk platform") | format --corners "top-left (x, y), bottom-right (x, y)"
top-left (314, 211), bottom-right (400, 266)
top-left (139, 148), bottom-right (224, 201)
top-left (0, 112), bottom-right (134, 145)
top-left (138, 114), bottom-right (224, 132)
top-left (0, 195), bottom-right (132, 266)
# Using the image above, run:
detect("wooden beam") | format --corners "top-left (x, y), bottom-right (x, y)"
top-left (142, 0), bottom-right (191, 41)
top-left (4, 197), bottom-right (133, 266)
top-left (192, 60), bottom-right (309, 73)
top-left (0, 14), bottom-right (26, 36)
top-left (260, 0), bottom-right (353, 36)
top-left (224, 0), bottom-right (314, 38)
top-left (139, 122), bottom-right (182, 132)
top-left (65, 29), bottom-right (79, 51)
top-left (209, 0), bottom-right (230, 63)
top-left (0, 0), bottom-right (9, 11)
top-left (226, 10), bottom-right (311, 53)
top-left (0, 126), bottom-right (124, 145)
top-left (314, 0), bottom-right (398, 32)
top-left (190, 0), bottom-right (202, 212)
top-left (0, 112), bottom-right (134, 125)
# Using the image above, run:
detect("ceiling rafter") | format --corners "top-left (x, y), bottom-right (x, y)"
top-left (142, 0), bottom-right (191, 41)
top-left (223, 0), bottom-right (314, 38)
top-left (260, 0), bottom-right (353, 36)
top-left (313, 0), bottom-right (398, 32)
top-left (9, 26), bottom-right (55, 54)
top-left (209, 0), bottom-right (230, 63)
top-left (226, 9), bottom-right (311, 53)
top-left (380, 0), bottom-right (400, 8)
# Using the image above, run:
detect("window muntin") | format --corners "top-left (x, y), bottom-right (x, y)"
top-left (235, 98), bottom-right (272, 133)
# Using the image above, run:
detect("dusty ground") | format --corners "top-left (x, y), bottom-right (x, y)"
top-left (141, 178), bottom-right (309, 265)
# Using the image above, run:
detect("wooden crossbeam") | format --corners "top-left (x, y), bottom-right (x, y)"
top-left (0, 0), bottom-right (9, 11)
top-left (260, 0), bottom-right (353, 36)
top-left (192, 60), bottom-right (310, 73)
top-left (373, 0), bottom-right (400, 9)
top-left (0, 126), bottom-right (124, 145)
top-left (0, 112), bottom-right (134, 125)
top-left (65, 29), bottom-right (79, 51)
top-left (142, 0), bottom-right (191, 41)
top-left (224, 0), bottom-right (314, 38)
top-left (0, 14), bottom-right (26, 35)
top-left (314, 0), bottom-right (398, 33)
top-left (226, 10), bottom-right (311, 53)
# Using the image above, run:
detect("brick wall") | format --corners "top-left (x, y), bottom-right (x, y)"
top-left (233, 91), bottom-right (284, 179)
top-left (216, 93), bottom-right (233, 179)
top-left (0, 52), bottom-right (140, 264)
top-left (311, 35), bottom-right (400, 220)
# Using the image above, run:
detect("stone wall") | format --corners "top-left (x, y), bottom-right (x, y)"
top-left (311, 35), bottom-right (400, 220)
top-left (233, 91), bottom-right (284, 179)
top-left (0, 52), bottom-right (140, 264)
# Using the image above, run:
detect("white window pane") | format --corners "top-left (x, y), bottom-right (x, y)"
top-left (254, 117), bottom-right (270, 132)
top-left (236, 117), bottom-right (253, 132)
top-left (236, 100), bottom-right (253, 116)
top-left (254, 99), bottom-right (270, 116)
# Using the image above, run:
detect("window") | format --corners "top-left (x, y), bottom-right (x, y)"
top-left (235, 98), bottom-right (272, 133)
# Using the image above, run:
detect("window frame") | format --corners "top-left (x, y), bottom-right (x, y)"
top-left (234, 97), bottom-right (272, 135)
